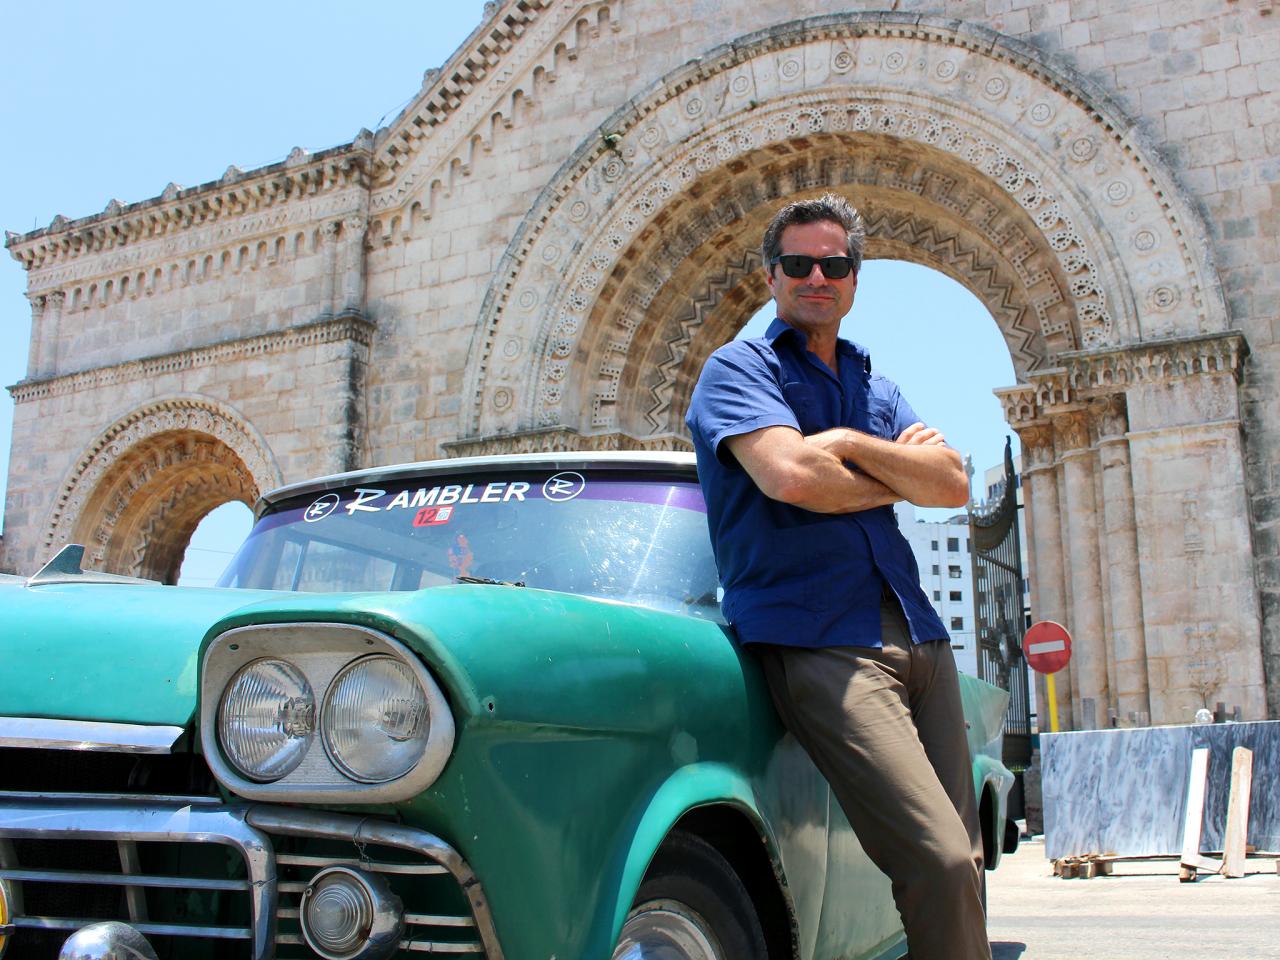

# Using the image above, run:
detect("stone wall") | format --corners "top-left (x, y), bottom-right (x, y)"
top-left (5, 0), bottom-right (1278, 723)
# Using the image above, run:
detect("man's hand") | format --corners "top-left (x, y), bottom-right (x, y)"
top-left (896, 422), bottom-right (946, 446)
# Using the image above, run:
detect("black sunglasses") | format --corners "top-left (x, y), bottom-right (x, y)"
top-left (770, 254), bottom-right (857, 280)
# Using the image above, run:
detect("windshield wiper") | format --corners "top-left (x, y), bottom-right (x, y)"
top-left (454, 575), bottom-right (526, 587)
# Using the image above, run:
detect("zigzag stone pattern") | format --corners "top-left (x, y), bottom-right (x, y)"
top-left (641, 250), bottom-right (763, 435)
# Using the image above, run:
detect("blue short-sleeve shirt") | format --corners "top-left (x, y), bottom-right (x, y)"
top-left (686, 318), bottom-right (950, 649)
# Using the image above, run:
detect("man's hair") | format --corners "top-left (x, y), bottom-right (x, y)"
top-left (760, 193), bottom-right (866, 276)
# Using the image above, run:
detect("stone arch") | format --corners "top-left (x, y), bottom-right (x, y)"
top-left (577, 138), bottom-right (1074, 441)
top-left (45, 396), bottom-right (282, 582)
top-left (458, 12), bottom-right (1226, 448)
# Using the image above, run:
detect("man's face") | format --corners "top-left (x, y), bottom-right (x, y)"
top-left (766, 220), bottom-right (857, 335)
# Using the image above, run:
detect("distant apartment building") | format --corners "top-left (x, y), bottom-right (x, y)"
top-left (894, 502), bottom-right (977, 676)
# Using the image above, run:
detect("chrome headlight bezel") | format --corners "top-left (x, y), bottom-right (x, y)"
top-left (200, 623), bottom-right (455, 803)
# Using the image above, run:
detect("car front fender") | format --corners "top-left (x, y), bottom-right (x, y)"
top-left (608, 761), bottom-right (782, 950)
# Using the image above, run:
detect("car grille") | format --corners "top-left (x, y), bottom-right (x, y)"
top-left (0, 746), bottom-right (220, 798)
top-left (0, 795), bottom-right (500, 959)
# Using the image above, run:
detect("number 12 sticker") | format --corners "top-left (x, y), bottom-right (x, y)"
top-left (413, 506), bottom-right (454, 526)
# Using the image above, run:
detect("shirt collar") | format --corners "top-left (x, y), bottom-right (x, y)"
top-left (764, 317), bottom-right (872, 374)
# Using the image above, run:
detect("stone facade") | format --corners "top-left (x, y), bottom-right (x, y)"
top-left (4, 1), bottom-right (1278, 725)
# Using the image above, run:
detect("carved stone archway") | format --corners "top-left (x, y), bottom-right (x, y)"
top-left (459, 15), bottom-right (1226, 449)
top-left (46, 396), bottom-right (281, 582)
top-left (450, 14), bottom-right (1266, 725)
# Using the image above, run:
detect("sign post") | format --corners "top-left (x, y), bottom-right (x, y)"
top-left (1022, 621), bottom-right (1072, 733)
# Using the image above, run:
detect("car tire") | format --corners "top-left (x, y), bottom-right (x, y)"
top-left (612, 831), bottom-right (768, 960)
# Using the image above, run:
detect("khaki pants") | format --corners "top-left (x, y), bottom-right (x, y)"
top-left (754, 598), bottom-right (991, 960)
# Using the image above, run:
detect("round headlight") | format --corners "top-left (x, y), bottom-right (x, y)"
top-left (218, 658), bottom-right (315, 781)
top-left (322, 656), bottom-right (429, 783)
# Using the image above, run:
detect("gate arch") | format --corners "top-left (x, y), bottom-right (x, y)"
top-left (458, 12), bottom-right (1225, 449)
top-left (45, 396), bottom-right (281, 582)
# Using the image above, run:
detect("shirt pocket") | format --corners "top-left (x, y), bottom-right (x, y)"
top-left (782, 382), bottom-right (824, 435)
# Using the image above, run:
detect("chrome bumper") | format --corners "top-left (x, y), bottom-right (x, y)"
top-left (0, 792), bottom-right (503, 959)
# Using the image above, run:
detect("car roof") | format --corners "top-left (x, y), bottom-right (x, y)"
top-left (258, 450), bottom-right (699, 514)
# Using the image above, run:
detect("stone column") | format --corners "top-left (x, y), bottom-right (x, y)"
top-left (1126, 369), bottom-right (1266, 721)
top-left (341, 215), bottom-right (368, 314)
top-left (25, 295), bottom-right (45, 378)
top-left (320, 221), bottom-right (340, 317)
top-left (38, 290), bottom-right (65, 377)
top-left (1089, 394), bottom-right (1151, 724)
top-left (1015, 422), bottom-right (1074, 729)
top-left (1054, 409), bottom-right (1108, 728)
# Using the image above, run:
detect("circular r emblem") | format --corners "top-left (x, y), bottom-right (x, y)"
top-left (303, 493), bottom-right (340, 522)
top-left (542, 472), bottom-right (586, 502)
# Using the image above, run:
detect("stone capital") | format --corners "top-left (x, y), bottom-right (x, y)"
top-left (1052, 409), bottom-right (1092, 455)
top-left (1088, 393), bottom-right (1128, 442)
top-left (321, 220), bottom-right (341, 241)
top-left (46, 290), bottom-right (66, 308)
top-left (1015, 423), bottom-right (1056, 471)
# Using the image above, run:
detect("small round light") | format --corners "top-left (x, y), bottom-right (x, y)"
top-left (322, 656), bottom-right (429, 783)
top-left (218, 659), bottom-right (315, 781)
top-left (301, 867), bottom-right (404, 960)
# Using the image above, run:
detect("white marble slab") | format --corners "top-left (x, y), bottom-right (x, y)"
top-left (1042, 720), bottom-right (1280, 859)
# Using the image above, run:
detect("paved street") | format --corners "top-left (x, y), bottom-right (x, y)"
top-left (987, 838), bottom-right (1280, 959)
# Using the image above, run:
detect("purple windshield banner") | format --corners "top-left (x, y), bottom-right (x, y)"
top-left (571, 480), bottom-right (706, 513)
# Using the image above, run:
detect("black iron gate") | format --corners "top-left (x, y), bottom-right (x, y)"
top-left (968, 437), bottom-right (1032, 777)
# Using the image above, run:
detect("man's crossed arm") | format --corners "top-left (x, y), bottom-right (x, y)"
top-left (724, 422), bottom-right (969, 514)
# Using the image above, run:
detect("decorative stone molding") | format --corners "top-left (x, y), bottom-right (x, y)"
top-left (995, 332), bottom-right (1247, 428)
top-left (459, 12), bottom-right (1228, 446)
top-left (96, 436), bottom-right (258, 580)
top-left (5, 145), bottom-right (373, 278)
top-left (9, 315), bottom-right (375, 403)
top-left (638, 250), bottom-right (766, 436)
top-left (372, 0), bottom-right (625, 205)
top-left (1058, 332), bottom-right (1247, 391)
top-left (442, 427), bottom-right (691, 458)
top-left (44, 396), bottom-right (282, 558)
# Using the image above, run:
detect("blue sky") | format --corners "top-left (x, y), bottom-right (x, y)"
top-left (1, 2), bottom-right (1018, 582)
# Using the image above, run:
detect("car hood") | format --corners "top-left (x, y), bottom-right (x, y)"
top-left (0, 579), bottom-right (281, 727)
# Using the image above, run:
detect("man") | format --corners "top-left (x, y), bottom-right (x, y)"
top-left (685, 194), bottom-right (990, 960)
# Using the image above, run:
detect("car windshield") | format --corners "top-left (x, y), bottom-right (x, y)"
top-left (218, 467), bottom-right (723, 621)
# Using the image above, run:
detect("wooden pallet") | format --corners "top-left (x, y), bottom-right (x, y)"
top-left (1053, 850), bottom-right (1280, 880)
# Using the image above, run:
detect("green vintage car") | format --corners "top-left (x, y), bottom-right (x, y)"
top-left (0, 452), bottom-right (1014, 960)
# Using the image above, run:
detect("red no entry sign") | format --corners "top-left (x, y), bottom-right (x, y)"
top-left (1023, 621), bottom-right (1072, 674)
